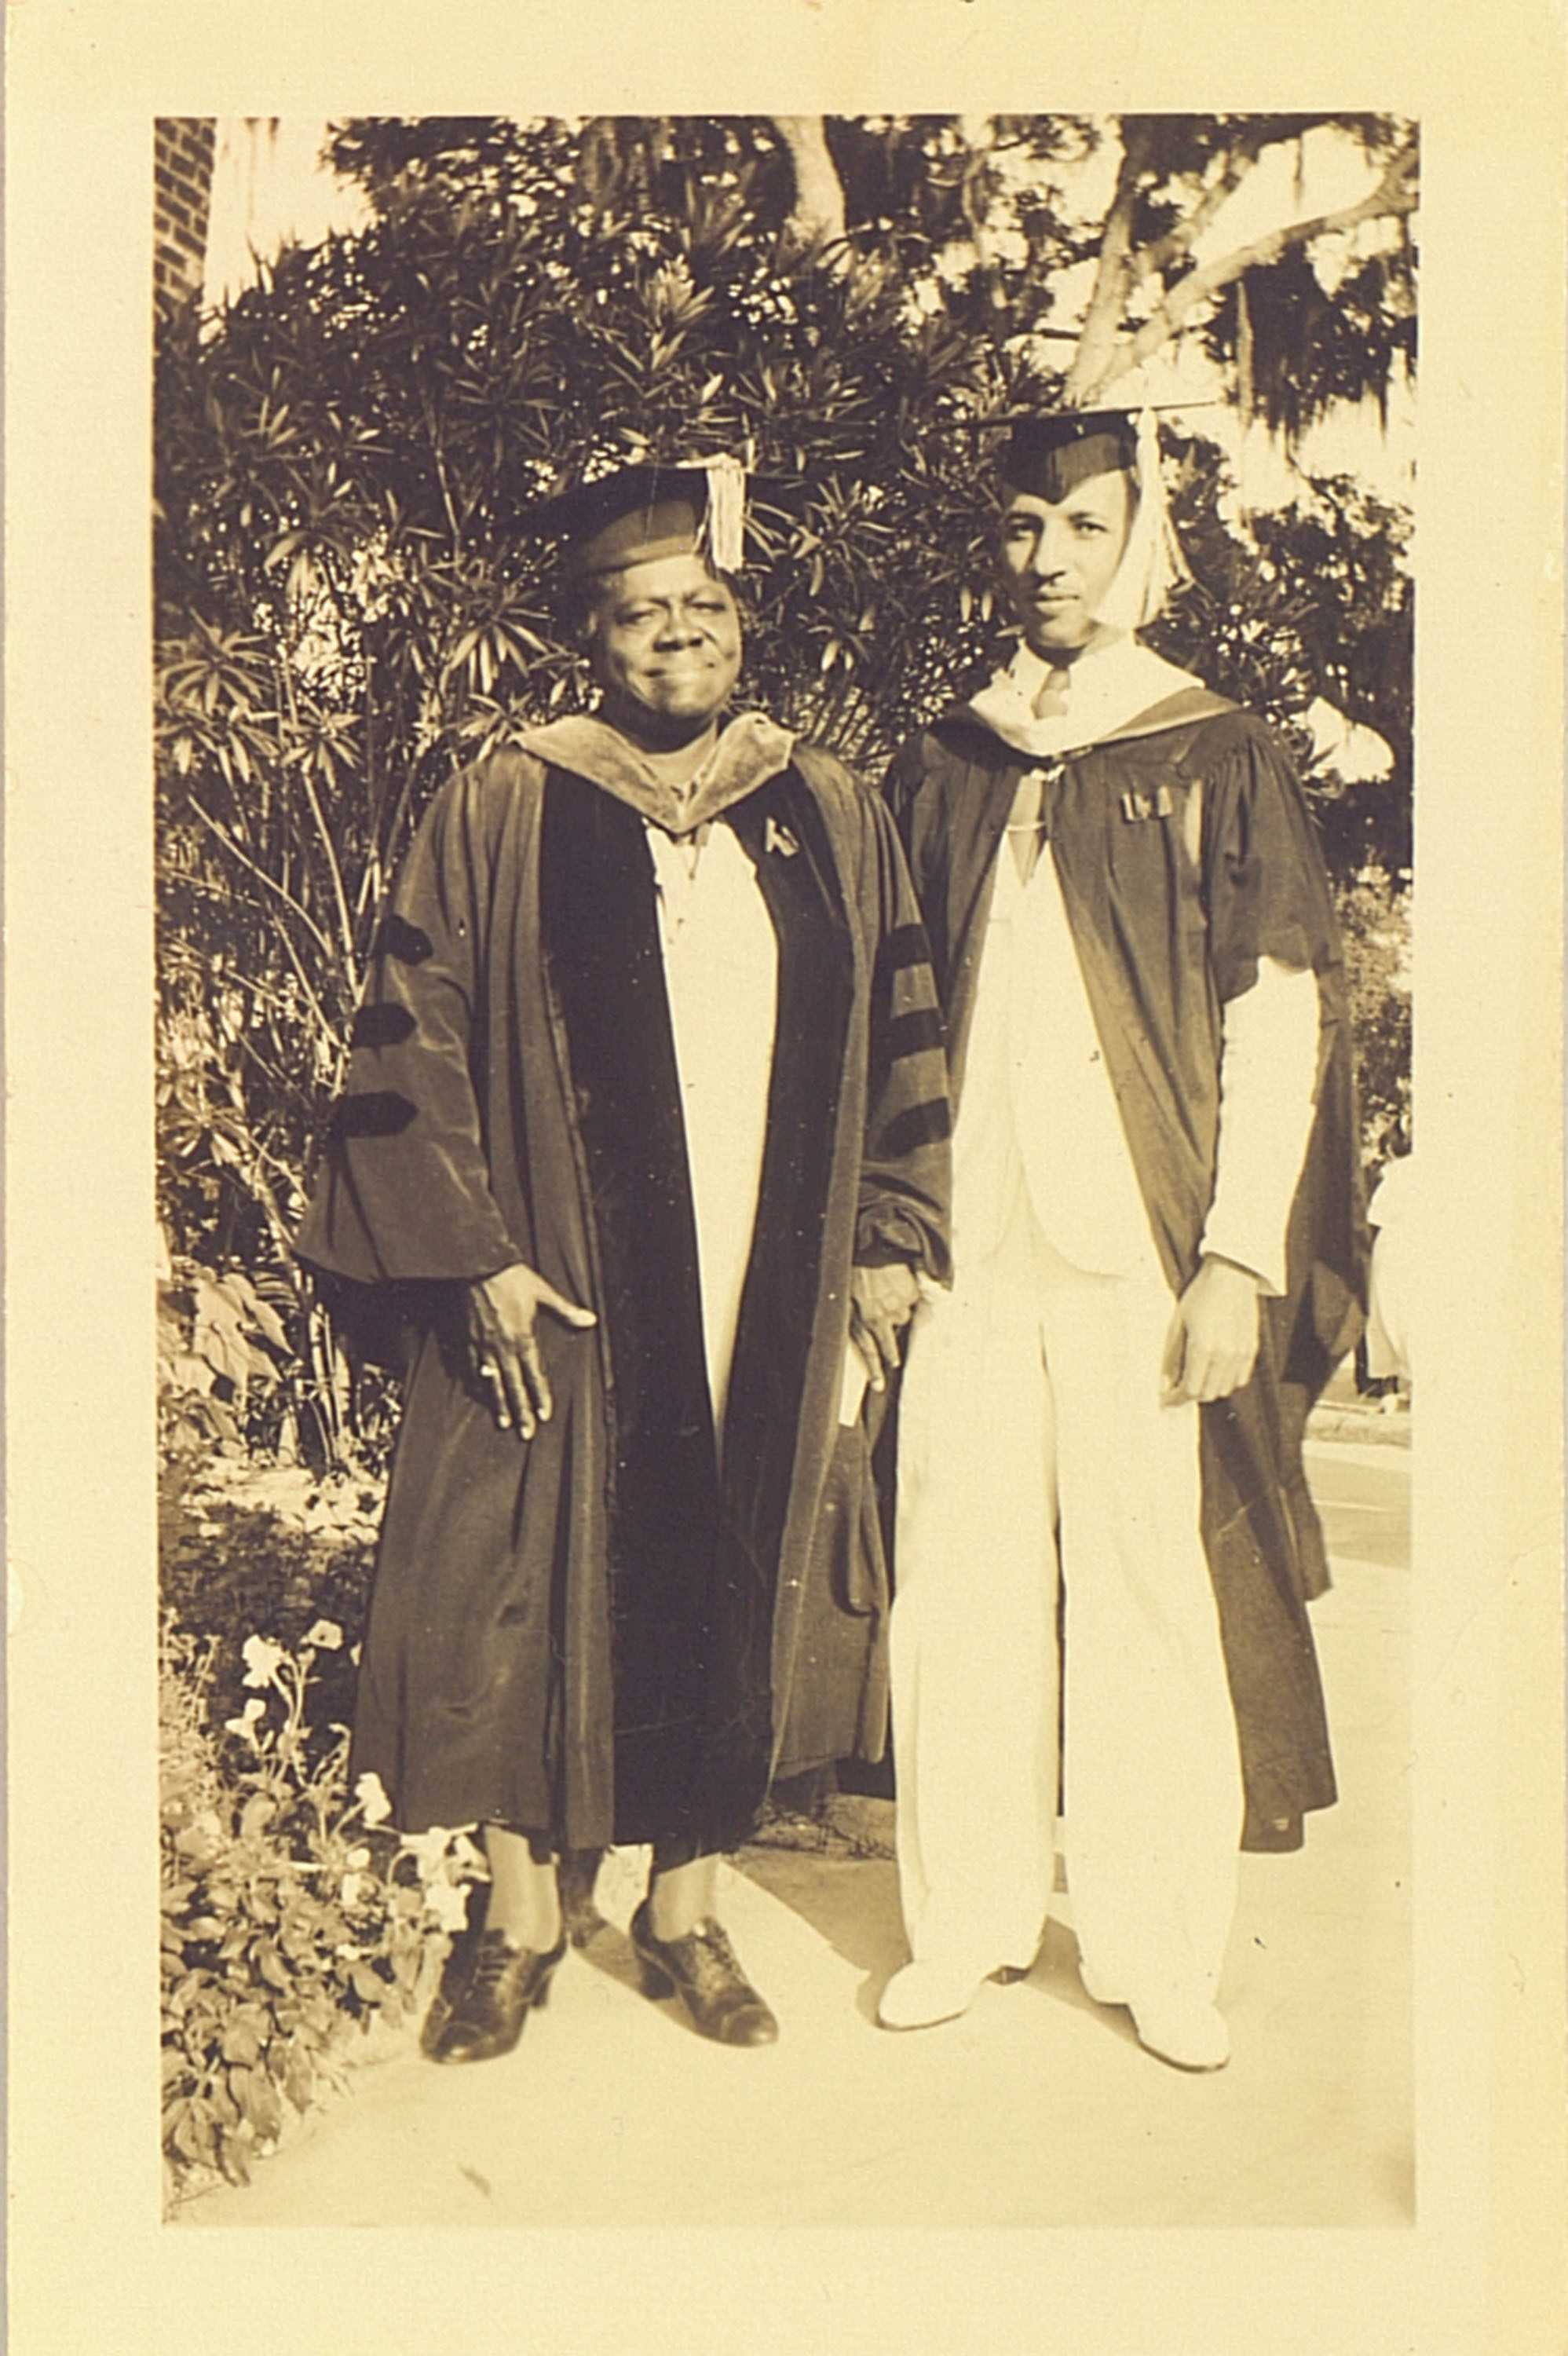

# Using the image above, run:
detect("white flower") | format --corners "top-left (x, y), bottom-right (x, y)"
top-left (423, 1881), bottom-right (471, 1933)
top-left (933, 238), bottom-right (981, 287)
top-left (222, 1698), bottom-right (266, 1740)
top-left (339, 1872), bottom-right (367, 1907)
top-left (353, 1771), bottom-right (393, 1827)
top-left (303, 1619), bottom-right (344, 1650)
top-left (240, 1635), bottom-right (287, 1688)
top-left (398, 1826), bottom-right (455, 1875)
top-left (344, 1846), bottom-right (371, 1871)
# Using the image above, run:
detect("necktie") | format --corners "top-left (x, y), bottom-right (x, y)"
top-left (1007, 769), bottom-right (1048, 884)
top-left (1030, 664), bottom-right (1073, 719)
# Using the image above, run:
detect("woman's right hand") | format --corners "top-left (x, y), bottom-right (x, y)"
top-left (462, 1263), bottom-right (597, 1439)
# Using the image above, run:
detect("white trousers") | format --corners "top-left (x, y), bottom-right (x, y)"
top-left (891, 1184), bottom-right (1244, 2006)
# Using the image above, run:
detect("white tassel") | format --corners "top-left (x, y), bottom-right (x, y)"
top-left (1096, 408), bottom-right (1192, 635)
top-left (701, 455), bottom-right (747, 576)
top-left (1138, 404), bottom-right (1193, 622)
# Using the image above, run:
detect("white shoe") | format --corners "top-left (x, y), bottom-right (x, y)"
top-left (1129, 1996), bottom-right (1230, 2072)
top-left (877, 1959), bottom-right (989, 2031)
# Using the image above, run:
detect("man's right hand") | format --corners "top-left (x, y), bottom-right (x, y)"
top-left (462, 1263), bottom-right (597, 1440)
top-left (849, 1261), bottom-right (923, 1392)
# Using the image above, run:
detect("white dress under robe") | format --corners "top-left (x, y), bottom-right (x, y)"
top-left (645, 818), bottom-right (778, 1441)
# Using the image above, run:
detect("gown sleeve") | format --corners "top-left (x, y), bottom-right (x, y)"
top-left (1195, 711), bottom-right (1369, 1357)
top-left (879, 729), bottom-right (938, 902)
top-left (1200, 954), bottom-right (1321, 1294)
top-left (296, 766), bottom-right (525, 1286)
top-left (1197, 715), bottom-right (1343, 1006)
top-left (852, 790), bottom-right (953, 1283)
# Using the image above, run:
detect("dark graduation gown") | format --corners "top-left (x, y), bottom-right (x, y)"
top-left (298, 714), bottom-right (950, 1850)
top-left (885, 688), bottom-right (1367, 1851)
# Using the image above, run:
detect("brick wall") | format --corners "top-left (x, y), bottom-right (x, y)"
top-left (155, 118), bottom-right (216, 311)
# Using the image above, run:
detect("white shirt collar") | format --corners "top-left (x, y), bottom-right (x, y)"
top-left (966, 634), bottom-right (1203, 761)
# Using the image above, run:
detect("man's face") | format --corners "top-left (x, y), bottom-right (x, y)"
top-left (995, 468), bottom-right (1134, 654)
top-left (586, 553), bottom-right (743, 733)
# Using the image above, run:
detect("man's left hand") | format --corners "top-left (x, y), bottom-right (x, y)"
top-left (850, 1263), bottom-right (922, 1392)
top-left (1160, 1256), bottom-right (1263, 1406)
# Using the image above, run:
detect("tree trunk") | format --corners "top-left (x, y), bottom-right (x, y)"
top-left (1062, 122), bottom-right (1149, 404)
top-left (771, 116), bottom-right (848, 251)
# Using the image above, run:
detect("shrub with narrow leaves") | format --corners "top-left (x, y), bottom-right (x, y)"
top-left (156, 116), bottom-right (1414, 1465)
top-left (159, 1618), bottom-right (484, 2204)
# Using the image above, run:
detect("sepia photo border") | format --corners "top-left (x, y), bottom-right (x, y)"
top-left (5, 2), bottom-right (1564, 2350)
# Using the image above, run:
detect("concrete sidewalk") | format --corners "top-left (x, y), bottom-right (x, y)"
top-left (178, 1440), bottom-right (1411, 2230)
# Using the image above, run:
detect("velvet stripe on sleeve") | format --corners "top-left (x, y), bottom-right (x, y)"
top-left (298, 773), bottom-right (523, 1286)
top-left (850, 788), bottom-right (953, 1279)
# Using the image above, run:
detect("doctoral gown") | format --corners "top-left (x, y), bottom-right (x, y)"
top-left (884, 689), bottom-right (1368, 1849)
top-left (299, 715), bottom-right (951, 1850)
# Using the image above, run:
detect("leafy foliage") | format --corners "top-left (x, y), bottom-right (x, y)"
top-left (1068, 115), bottom-right (1416, 412)
top-left (160, 1611), bottom-right (483, 2206)
top-left (1336, 862), bottom-right (1413, 1173)
top-left (156, 115), bottom-right (1416, 1460)
top-left (158, 1242), bottom-right (293, 1458)
top-left (153, 116), bottom-right (1417, 2194)
top-left (159, 1458), bottom-right (378, 1733)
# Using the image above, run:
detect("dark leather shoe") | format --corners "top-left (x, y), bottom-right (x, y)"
top-left (628, 1903), bottom-right (780, 2047)
top-left (424, 1927), bottom-right (568, 2065)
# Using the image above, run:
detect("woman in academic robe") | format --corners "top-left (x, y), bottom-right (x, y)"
top-left (299, 459), bottom-right (951, 2062)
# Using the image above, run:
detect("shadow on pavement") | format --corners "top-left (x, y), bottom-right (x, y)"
top-left (568, 1899), bottom-right (789, 2047)
top-left (737, 1847), bottom-right (1145, 2053)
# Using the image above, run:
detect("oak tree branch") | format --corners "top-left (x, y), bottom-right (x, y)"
top-left (1087, 140), bottom-right (1418, 399)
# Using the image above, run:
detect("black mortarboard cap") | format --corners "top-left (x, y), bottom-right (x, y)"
top-left (953, 402), bottom-right (1216, 503)
top-left (996, 409), bottom-right (1138, 501)
top-left (532, 457), bottom-right (751, 578)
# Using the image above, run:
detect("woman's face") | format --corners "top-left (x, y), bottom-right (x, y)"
top-left (587, 553), bottom-right (743, 732)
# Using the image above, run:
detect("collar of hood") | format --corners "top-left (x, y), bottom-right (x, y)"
top-left (517, 709), bottom-right (797, 837)
top-left (961, 635), bottom-right (1213, 760)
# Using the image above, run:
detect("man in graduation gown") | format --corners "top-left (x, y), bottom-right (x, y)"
top-left (877, 409), bottom-right (1365, 2068)
top-left (299, 460), bottom-right (950, 2062)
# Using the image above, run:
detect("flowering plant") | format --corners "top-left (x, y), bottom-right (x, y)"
top-left (160, 1617), bottom-right (484, 2204)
